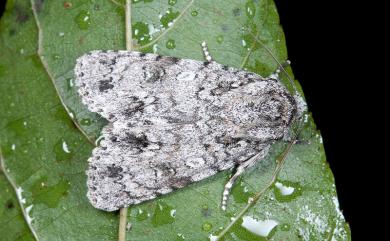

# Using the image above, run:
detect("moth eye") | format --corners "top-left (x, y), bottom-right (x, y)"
top-left (142, 65), bottom-right (164, 83)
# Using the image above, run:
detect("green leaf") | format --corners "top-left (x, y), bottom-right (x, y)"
top-left (0, 0), bottom-right (350, 240)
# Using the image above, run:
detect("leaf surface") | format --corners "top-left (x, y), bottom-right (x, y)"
top-left (0, 0), bottom-right (350, 240)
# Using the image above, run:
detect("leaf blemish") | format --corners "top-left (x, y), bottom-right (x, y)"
top-left (34, 0), bottom-right (45, 13)
top-left (14, 5), bottom-right (29, 24)
top-left (6, 199), bottom-right (14, 209)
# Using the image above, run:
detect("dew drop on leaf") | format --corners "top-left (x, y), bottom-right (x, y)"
top-left (80, 118), bottom-right (92, 126)
top-left (245, 0), bottom-right (256, 19)
top-left (168, 0), bottom-right (177, 6)
top-left (166, 39), bottom-right (176, 49)
top-left (273, 180), bottom-right (303, 202)
top-left (202, 222), bottom-right (213, 231)
top-left (160, 8), bottom-right (179, 28)
top-left (31, 177), bottom-right (70, 208)
top-left (151, 201), bottom-right (176, 227)
top-left (280, 223), bottom-right (291, 231)
top-left (52, 54), bottom-right (61, 61)
top-left (231, 179), bottom-right (254, 204)
top-left (66, 78), bottom-right (74, 91)
top-left (216, 35), bottom-right (224, 44)
top-left (132, 22), bottom-right (152, 45)
top-left (75, 10), bottom-right (91, 30)
top-left (54, 138), bottom-right (73, 162)
top-left (135, 208), bottom-right (149, 221)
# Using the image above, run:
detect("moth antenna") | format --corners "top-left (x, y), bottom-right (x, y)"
top-left (248, 33), bottom-right (298, 96)
top-left (221, 153), bottom-right (261, 211)
top-left (269, 60), bottom-right (291, 79)
top-left (201, 41), bottom-right (213, 62)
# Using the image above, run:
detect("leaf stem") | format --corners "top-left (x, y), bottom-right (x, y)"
top-left (125, 0), bottom-right (132, 51)
top-left (118, 208), bottom-right (128, 241)
top-left (118, 1), bottom-right (132, 241)
top-left (30, 0), bottom-right (96, 146)
top-left (0, 148), bottom-right (40, 241)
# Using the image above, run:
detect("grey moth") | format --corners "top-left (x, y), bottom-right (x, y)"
top-left (75, 43), bottom-right (298, 211)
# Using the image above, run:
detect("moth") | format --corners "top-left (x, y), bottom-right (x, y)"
top-left (75, 42), bottom-right (299, 212)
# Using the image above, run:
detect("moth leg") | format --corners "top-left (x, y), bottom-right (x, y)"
top-left (201, 41), bottom-right (214, 62)
top-left (269, 60), bottom-right (291, 79)
top-left (221, 153), bottom-right (262, 211)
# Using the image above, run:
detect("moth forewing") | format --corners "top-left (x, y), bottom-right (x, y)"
top-left (75, 45), bottom-right (298, 211)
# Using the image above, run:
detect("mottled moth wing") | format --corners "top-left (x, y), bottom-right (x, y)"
top-left (75, 50), bottom-right (296, 211)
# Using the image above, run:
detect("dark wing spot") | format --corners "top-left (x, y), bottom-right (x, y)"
top-left (98, 78), bottom-right (114, 92)
top-left (170, 177), bottom-right (192, 190)
top-left (124, 133), bottom-right (149, 148)
top-left (125, 96), bottom-right (144, 115)
top-left (107, 165), bottom-right (123, 178)
top-left (166, 56), bottom-right (179, 64)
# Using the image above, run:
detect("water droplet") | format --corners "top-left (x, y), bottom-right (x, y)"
top-left (80, 118), bottom-right (92, 126)
top-left (25, 205), bottom-right (34, 224)
top-left (280, 223), bottom-right (290, 231)
top-left (175, 233), bottom-right (185, 241)
top-left (191, 10), bottom-right (198, 17)
top-left (16, 187), bottom-right (26, 204)
top-left (151, 201), bottom-right (176, 227)
top-left (160, 8), bottom-right (179, 28)
top-left (68, 109), bottom-right (75, 119)
top-left (168, 0), bottom-right (177, 6)
top-left (245, 0), bottom-right (256, 19)
top-left (75, 10), bottom-right (91, 30)
top-left (135, 208), bottom-right (149, 221)
top-left (62, 141), bottom-right (71, 153)
top-left (201, 204), bottom-right (211, 217)
top-left (202, 222), bottom-right (213, 231)
top-left (54, 138), bottom-right (74, 162)
top-left (241, 216), bottom-right (278, 237)
top-left (132, 22), bottom-right (152, 45)
top-left (231, 179), bottom-right (254, 204)
top-left (31, 177), bottom-right (70, 208)
top-left (241, 39), bottom-right (247, 47)
top-left (6, 119), bottom-right (28, 136)
top-left (166, 39), bottom-right (176, 49)
top-left (216, 35), bottom-right (224, 44)
top-left (53, 54), bottom-right (61, 60)
top-left (153, 44), bottom-right (159, 53)
top-left (66, 78), bottom-right (74, 91)
top-left (209, 234), bottom-right (218, 241)
top-left (274, 180), bottom-right (303, 202)
top-left (275, 182), bottom-right (295, 196)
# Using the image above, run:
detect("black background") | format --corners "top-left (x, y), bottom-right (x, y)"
top-left (1, 1), bottom-right (372, 239)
